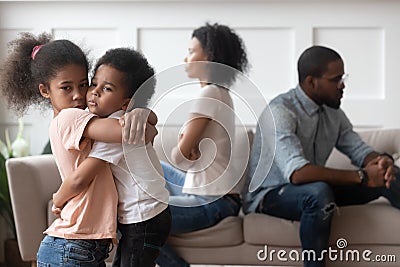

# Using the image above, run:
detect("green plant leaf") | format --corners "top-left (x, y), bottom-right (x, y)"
top-left (0, 139), bottom-right (9, 159)
top-left (0, 153), bottom-right (16, 238)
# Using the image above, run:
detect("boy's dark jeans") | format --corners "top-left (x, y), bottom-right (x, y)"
top-left (112, 207), bottom-right (171, 267)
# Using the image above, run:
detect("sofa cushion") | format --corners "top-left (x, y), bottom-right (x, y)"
top-left (330, 197), bottom-right (400, 245)
top-left (243, 213), bottom-right (300, 246)
top-left (244, 197), bottom-right (400, 247)
top-left (168, 216), bottom-right (243, 247)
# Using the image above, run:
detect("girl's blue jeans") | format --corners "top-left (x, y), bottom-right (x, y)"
top-left (37, 235), bottom-right (111, 266)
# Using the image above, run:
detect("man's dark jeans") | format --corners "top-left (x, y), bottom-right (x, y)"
top-left (258, 172), bottom-right (400, 267)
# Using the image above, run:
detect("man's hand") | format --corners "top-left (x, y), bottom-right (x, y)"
top-left (364, 162), bottom-right (386, 187)
top-left (365, 156), bottom-right (396, 188)
top-left (120, 108), bottom-right (158, 145)
top-left (377, 155), bottom-right (396, 188)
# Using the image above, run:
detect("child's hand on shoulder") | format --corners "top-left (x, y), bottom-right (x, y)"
top-left (51, 203), bottom-right (62, 218)
top-left (121, 108), bottom-right (158, 145)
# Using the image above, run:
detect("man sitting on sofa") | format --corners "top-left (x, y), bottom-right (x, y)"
top-left (243, 45), bottom-right (400, 267)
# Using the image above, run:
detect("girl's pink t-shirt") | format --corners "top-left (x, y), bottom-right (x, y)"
top-left (44, 108), bottom-right (118, 240)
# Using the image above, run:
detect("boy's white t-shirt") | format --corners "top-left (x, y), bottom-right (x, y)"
top-left (89, 110), bottom-right (169, 224)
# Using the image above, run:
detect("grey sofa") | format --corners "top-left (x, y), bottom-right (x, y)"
top-left (6, 127), bottom-right (400, 266)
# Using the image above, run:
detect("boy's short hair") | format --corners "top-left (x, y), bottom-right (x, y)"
top-left (93, 48), bottom-right (155, 108)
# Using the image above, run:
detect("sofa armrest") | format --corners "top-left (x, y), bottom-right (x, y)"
top-left (6, 154), bottom-right (61, 261)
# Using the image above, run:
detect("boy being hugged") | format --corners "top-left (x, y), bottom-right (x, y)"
top-left (87, 48), bottom-right (171, 267)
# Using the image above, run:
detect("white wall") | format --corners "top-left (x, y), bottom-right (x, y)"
top-left (1, 0), bottom-right (400, 156)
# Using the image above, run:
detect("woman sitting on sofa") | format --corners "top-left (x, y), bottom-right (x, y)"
top-left (156, 22), bottom-right (249, 267)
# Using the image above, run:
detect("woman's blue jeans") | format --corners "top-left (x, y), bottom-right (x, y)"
top-left (37, 235), bottom-right (111, 266)
top-left (155, 161), bottom-right (242, 267)
top-left (258, 176), bottom-right (400, 267)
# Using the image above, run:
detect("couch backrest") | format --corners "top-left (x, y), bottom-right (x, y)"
top-left (155, 127), bottom-right (400, 193)
top-left (6, 154), bottom-right (61, 261)
top-left (326, 128), bottom-right (400, 169)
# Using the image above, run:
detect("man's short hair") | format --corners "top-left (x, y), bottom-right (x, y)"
top-left (297, 45), bottom-right (342, 84)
